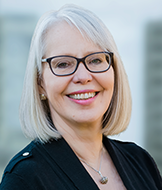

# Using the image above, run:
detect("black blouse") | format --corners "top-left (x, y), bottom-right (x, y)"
top-left (0, 136), bottom-right (162, 190)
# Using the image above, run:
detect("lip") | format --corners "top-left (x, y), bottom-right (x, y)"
top-left (66, 89), bottom-right (99, 105)
top-left (68, 89), bottom-right (96, 95)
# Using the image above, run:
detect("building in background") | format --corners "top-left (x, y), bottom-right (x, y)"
top-left (144, 20), bottom-right (162, 174)
top-left (0, 14), bottom-right (37, 178)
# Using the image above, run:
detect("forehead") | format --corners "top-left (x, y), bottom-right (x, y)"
top-left (46, 21), bottom-right (83, 45)
top-left (44, 21), bottom-right (102, 57)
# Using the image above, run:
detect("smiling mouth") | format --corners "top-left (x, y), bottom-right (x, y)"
top-left (67, 92), bottom-right (98, 100)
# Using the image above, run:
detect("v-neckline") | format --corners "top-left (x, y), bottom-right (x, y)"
top-left (40, 136), bottom-right (135, 190)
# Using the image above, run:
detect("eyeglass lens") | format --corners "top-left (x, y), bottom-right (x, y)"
top-left (50, 52), bottom-right (111, 76)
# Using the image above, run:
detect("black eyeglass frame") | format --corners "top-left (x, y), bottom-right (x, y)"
top-left (41, 51), bottom-right (113, 76)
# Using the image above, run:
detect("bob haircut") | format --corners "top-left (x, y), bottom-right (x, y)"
top-left (19, 4), bottom-right (132, 143)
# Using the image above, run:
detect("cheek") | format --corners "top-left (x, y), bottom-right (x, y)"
top-left (42, 69), bottom-right (71, 98)
top-left (100, 68), bottom-right (115, 110)
top-left (98, 67), bottom-right (114, 91)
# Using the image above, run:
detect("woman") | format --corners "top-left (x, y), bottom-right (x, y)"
top-left (0, 4), bottom-right (161, 190)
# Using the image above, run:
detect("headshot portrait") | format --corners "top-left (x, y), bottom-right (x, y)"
top-left (0, 3), bottom-right (162, 190)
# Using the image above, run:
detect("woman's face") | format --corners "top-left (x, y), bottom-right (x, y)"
top-left (40, 22), bottom-right (114, 129)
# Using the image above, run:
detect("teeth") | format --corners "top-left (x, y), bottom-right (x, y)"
top-left (69, 92), bottom-right (96, 100)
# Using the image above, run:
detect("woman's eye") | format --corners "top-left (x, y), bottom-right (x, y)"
top-left (56, 62), bottom-right (70, 68)
top-left (90, 59), bottom-right (102, 64)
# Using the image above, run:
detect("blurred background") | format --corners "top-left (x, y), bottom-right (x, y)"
top-left (0, 0), bottom-right (162, 179)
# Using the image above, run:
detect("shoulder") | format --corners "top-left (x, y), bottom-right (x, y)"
top-left (108, 138), bottom-right (154, 164)
top-left (0, 141), bottom-right (44, 189)
top-left (109, 138), bottom-right (145, 154)
top-left (108, 138), bottom-right (153, 161)
top-left (106, 137), bottom-right (162, 184)
top-left (3, 141), bottom-right (37, 175)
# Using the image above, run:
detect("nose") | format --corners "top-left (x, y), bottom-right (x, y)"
top-left (72, 62), bottom-right (92, 84)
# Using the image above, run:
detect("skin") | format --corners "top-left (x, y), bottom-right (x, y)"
top-left (39, 21), bottom-right (126, 190)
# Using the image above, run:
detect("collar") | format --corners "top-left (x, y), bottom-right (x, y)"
top-left (39, 137), bottom-right (100, 190)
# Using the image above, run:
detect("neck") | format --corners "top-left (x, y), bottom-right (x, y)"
top-left (53, 116), bottom-right (103, 166)
top-left (65, 130), bottom-right (103, 168)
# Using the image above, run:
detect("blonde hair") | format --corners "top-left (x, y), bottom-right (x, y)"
top-left (19, 4), bottom-right (132, 143)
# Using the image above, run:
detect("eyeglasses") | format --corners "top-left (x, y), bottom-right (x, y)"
top-left (42, 51), bottom-right (113, 76)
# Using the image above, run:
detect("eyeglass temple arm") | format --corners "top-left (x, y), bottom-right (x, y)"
top-left (42, 59), bottom-right (47, 62)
